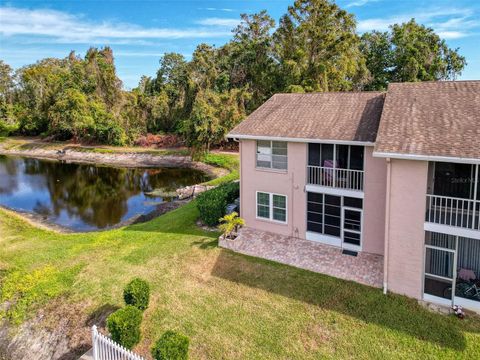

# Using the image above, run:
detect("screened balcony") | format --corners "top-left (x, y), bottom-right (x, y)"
top-left (307, 144), bottom-right (364, 191)
top-left (425, 162), bottom-right (480, 232)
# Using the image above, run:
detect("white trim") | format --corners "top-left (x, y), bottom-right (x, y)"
top-left (306, 184), bottom-right (364, 199)
top-left (373, 151), bottom-right (480, 165)
top-left (423, 293), bottom-right (452, 307)
top-left (423, 294), bottom-right (480, 314)
top-left (306, 231), bottom-right (342, 247)
top-left (228, 134), bottom-right (375, 146)
top-left (342, 207), bottom-right (363, 252)
top-left (255, 191), bottom-right (288, 224)
top-left (255, 167), bottom-right (288, 174)
top-left (424, 222), bottom-right (480, 240)
top-left (455, 296), bottom-right (480, 313)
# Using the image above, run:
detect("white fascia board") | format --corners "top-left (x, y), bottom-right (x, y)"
top-left (373, 151), bottom-right (480, 165)
top-left (227, 134), bottom-right (375, 146)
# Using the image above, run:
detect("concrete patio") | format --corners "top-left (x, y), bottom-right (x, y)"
top-left (220, 227), bottom-right (384, 288)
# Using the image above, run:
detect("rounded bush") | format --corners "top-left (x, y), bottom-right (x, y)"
top-left (123, 278), bottom-right (150, 310)
top-left (106, 305), bottom-right (143, 349)
top-left (151, 330), bottom-right (189, 360)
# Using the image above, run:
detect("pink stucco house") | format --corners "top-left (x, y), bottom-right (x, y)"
top-left (225, 81), bottom-right (480, 312)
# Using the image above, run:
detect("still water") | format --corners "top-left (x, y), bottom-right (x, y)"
top-left (0, 155), bottom-right (209, 231)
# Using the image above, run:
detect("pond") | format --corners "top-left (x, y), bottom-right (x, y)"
top-left (0, 155), bottom-right (210, 231)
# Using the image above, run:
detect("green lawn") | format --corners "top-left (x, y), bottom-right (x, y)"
top-left (1, 204), bottom-right (480, 359)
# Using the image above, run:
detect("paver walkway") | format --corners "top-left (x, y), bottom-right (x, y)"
top-left (220, 227), bottom-right (384, 288)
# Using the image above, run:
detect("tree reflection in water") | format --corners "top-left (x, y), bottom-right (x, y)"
top-left (0, 155), bottom-right (209, 230)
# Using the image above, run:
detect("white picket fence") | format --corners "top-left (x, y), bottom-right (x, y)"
top-left (91, 325), bottom-right (145, 360)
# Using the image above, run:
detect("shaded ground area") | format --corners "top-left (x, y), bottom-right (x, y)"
top-left (1, 202), bottom-right (480, 359)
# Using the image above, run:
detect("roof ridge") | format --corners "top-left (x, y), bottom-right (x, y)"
top-left (388, 80), bottom-right (480, 86)
top-left (274, 91), bottom-right (385, 95)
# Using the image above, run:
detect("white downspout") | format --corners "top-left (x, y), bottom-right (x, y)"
top-left (383, 158), bottom-right (392, 295)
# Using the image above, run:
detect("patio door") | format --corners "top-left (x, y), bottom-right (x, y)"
top-left (342, 207), bottom-right (362, 251)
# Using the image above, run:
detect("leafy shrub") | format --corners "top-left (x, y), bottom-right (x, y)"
top-left (123, 278), bottom-right (150, 311)
top-left (106, 305), bottom-right (143, 349)
top-left (196, 182), bottom-right (239, 226)
top-left (151, 330), bottom-right (189, 360)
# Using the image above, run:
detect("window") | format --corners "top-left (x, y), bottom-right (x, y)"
top-left (256, 192), bottom-right (287, 223)
top-left (256, 141), bottom-right (287, 170)
top-left (308, 143), bottom-right (364, 170)
top-left (432, 162), bottom-right (479, 200)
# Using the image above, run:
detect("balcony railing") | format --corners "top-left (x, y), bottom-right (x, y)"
top-left (426, 194), bottom-right (480, 231)
top-left (307, 166), bottom-right (364, 191)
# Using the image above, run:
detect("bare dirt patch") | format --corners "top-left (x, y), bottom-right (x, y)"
top-left (0, 298), bottom-right (118, 360)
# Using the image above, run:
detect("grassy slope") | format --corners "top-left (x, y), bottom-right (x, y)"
top-left (1, 204), bottom-right (480, 359)
top-left (200, 152), bottom-right (239, 186)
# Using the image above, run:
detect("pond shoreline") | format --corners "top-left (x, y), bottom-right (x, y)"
top-left (0, 139), bottom-right (232, 233)
top-left (0, 145), bottom-right (227, 180)
top-left (0, 200), bottom-right (190, 234)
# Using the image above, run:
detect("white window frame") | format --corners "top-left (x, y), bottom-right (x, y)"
top-left (256, 140), bottom-right (288, 170)
top-left (256, 191), bottom-right (288, 224)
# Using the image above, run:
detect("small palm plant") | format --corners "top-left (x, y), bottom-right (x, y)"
top-left (219, 211), bottom-right (245, 240)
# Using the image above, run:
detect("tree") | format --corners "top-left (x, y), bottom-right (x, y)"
top-left (0, 60), bottom-right (15, 101)
top-left (48, 88), bottom-right (94, 140)
top-left (190, 43), bottom-right (219, 90)
top-left (0, 61), bottom-right (19, 135)
top-left (361, 19), bottom-right (466, 89)
top-left (182, 90), bottom-right (219, 152)
top-left (276, 0), bottom-right (368, 92)
top-left (273, 15), bottom-right (303, 92)
top-left (360, 31), bottom-right (392, 90)
top-left (228, 11), bottom-right (277, 110)
top-left (390, 19), bottom-right (466, 82)
top-left (84, 47), bottom-right (122, 109)
top-left (181, 89), bottom-right (248, 153)
top-left (152, 53), bottom-right (192, 132)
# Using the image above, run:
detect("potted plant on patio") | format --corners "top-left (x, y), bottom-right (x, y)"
top-left (219, 211), bottom-right (245, 241)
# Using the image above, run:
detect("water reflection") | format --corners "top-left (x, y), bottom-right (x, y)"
top-left (0, 155), bottom-right (209, 231)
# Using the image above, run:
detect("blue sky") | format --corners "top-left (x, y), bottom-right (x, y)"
top-left (1, 0), bottom-right (479, 88)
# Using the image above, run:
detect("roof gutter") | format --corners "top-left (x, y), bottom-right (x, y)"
top-left (227, 134), bottom-right (375, 147)
top-left (373, 151), bottom-right (480, 165)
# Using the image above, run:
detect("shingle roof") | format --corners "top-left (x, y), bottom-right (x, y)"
top-left (375, 81), bottom-right (480, 160)
top-left (228, 92), bottom-right (385, 143)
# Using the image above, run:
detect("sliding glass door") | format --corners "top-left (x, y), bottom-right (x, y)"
top-left (424, 231), bottom-right (480, 310)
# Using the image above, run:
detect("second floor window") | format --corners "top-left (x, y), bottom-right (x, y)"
top-left (256, 140), bottom-right (288, 170)
top-left (308, 143), bottom-right (364, 171)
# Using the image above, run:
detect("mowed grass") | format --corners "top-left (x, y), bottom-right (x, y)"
top-left (1, 206), bottom-right (480, 359)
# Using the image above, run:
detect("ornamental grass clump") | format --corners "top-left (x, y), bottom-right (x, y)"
top-left (151, 330), bottom-right (190, 360)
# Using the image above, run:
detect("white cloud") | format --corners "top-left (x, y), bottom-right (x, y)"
top-left (195, 18), bottom-right (240, 27)
top-left (0, 7), bottom-right (232, 43)
top-left (204, 7), bottom-right (234, 12)
top-left (346, 0), bottom-right (380, 8)
top-left (357, 7), bottom-right (480, 39)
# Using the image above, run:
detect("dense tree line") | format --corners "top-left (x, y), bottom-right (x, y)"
top-left (0, 0), bottom-right (466, 151)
